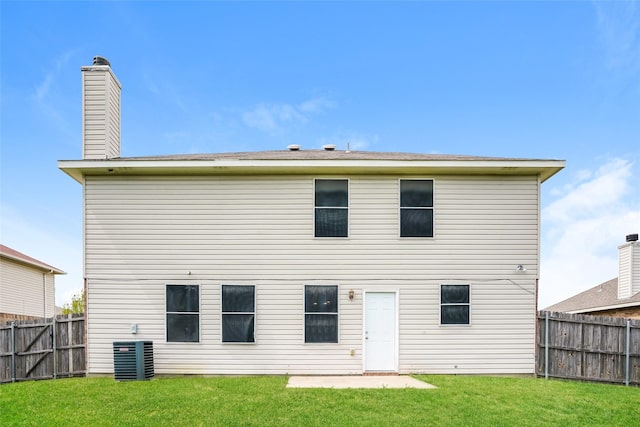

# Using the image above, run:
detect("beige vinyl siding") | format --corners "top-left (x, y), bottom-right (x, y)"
top-left (84, 175), bottom-right (539, 374)
top-left (0, 257), bottom-right (55, 318)
top-left (82, 68), bottom-right (120, 160)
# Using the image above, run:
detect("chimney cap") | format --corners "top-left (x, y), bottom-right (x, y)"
top-left (626, 233), bottom-right (639, 242)
top-left (93, 56), bottom-right (111, 66)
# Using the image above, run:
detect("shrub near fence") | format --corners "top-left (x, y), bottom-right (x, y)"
top-left (537, 311), bottom-right (640, 386)
top-left (0, 314), bottom-right (85, 383)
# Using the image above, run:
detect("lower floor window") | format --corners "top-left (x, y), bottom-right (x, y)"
top-left (222, 285), bottom-right (255, 343)
top-left (440, 284), bottom-right (470, 325)
top-left (166, 284), bottom-right (200, 342)
top-left (305, 285), bottom-right (338, 343)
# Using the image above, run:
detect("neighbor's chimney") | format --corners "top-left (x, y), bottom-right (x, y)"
top-left (81, 56), bottom-right (121, 159)
top-left (618, 233), bottom-right (640, 299)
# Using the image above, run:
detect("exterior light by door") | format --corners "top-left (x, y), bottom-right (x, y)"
top-left (348, 289), bottom-right (355, 300)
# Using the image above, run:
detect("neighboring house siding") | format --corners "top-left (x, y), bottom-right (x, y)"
top-left (0, 258), bottom-right (53, 318)
top-left (586, 306), bottom-right (640, 319)
top-left (84, 174), bottom-right (539, 375)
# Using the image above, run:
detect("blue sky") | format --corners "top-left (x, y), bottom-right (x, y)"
top-left (1, 1), bottom-right (639, 308)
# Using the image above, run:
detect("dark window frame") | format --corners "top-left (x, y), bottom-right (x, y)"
top-left (304, 285), bottom-right (339, 343)
top-left (440, 284), bottom-right (470, 325)
top-left (221, 285), bottom-right (256, 344)
top-left (166, 284), bottom-right (200, 343)
top-left (399, 179), bottom-right (434, 238)
top-left (314, 179), bottom-right (349, 238)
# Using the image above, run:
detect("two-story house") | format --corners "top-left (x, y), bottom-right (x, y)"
top-left (59, 57), bottom-right (564, 376)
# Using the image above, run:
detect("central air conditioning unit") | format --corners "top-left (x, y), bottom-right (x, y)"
top-left (113, 341), bottom-right (154, 381)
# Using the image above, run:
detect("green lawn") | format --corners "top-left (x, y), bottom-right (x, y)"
top-left (1, 375), bottom-right (638, 426)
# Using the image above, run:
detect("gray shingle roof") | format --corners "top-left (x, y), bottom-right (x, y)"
top-left (545, 278), bottom-right (640, 312)
top-left (116, 150), bottom-right (554, 162)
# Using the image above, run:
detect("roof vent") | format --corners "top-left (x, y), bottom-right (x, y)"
top-left (626, 234), bottom-right (639, 242)
top-left (93, 56), bottom-right (111, 66)
top-left (323, 144), bottom-right (336, 151)
top-left (288, 144), bottom-right (301, 151)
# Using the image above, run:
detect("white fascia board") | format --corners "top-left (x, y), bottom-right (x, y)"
top-left (1, 254), bottom-right (66, 275)
top-left (568, 301), bottom-right (640, 314)
top-left (58, 158), bottom-right (566, 183)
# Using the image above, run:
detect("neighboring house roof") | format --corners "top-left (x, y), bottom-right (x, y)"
top-left (545, 278), bottom-right (640, 314)
top-left (0, 245), bottom-right (65, 274)
top-left (59, 149), bottom-right (566, 183)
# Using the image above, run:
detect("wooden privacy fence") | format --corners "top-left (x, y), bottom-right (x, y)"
top-left (537, 311), bottom-right (640, 386)
top-left (0, 314), bottom-right (85, 383)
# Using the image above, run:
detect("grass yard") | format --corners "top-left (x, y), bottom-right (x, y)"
top-left (1, 375), bottom-right (638, 426)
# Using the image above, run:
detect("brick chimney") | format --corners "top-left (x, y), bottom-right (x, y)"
top-left (81, 56), bottom-right (121, 159)
top-left (618, 233), bottom-right (640, 299)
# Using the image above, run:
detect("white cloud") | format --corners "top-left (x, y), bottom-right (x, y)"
top-left (317, 132), bottom-right (377, 151)
top-left (593, 0), bottom-right (640, 71)
top-left (31, 50), bottom-right (76, 135)
top-left (241, 96), bottom-right (335, 133)
top-left (539, 158), bottom-right (640, 308)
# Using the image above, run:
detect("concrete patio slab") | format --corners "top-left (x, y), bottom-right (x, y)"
top-left (286, 375), bottom-right (436, 389)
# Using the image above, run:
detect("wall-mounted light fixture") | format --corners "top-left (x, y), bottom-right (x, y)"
top-left (515, 265), bottom-right (527, 272)
top-left (348, 289), bottom-right (355, 301)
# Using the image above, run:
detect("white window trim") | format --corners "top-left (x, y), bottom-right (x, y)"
top-left (313, 178), bottom-right (350, 239)
top-left (398, 178), bottom-right (435, 239)
top-left (303, 284), bottom-right (340, 344)
top-left (165, 283), bottom-right (201, 344)
top-left (439, 283), bottom-right (471, 327)
top-left (220, 284), bottom-right (256, 345)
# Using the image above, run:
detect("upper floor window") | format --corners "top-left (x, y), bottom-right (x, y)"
top-left (400, 179), bottom-right (434, 237)
top-left (440, 284), bottom-right (470, 325)
top-left (315, 179), bottom-right (348, 237)
top-left (166, 285), bottom-right (200, 342)
top-left (222, 285), bottom-right (255, 343)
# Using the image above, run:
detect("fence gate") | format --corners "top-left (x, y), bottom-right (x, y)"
top-left (0, 314), bottom-right (85, 383)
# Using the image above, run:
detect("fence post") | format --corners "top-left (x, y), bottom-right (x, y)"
top-left (545, 312), bottom-right (549, 380)
top-left (625, 320), bottom-right (631, 387)
top-left (52, 317), bottom-right (57, 380)
top-left (10, 321), bottom-right (16, 383)
top-left (68, 315), bottom-right (73, 376)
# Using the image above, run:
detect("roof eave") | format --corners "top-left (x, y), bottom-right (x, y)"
top-left (1, 253), bottom-right (66, 274)
top-left (58, 158), bottom-right (565, 183)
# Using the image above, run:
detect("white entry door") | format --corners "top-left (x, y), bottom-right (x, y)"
top-left (364, 292), bottom-right (397, 372)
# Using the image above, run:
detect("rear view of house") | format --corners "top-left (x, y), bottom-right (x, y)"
top-left (59, 58), bottom-right (565, 376)
top-left (0, 245), bottom-right (65, 323)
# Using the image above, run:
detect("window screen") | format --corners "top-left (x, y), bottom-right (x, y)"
top-left (222, 285), bottom-right (255, 343)
top-left (400, 180), bottom-right (434, 237)
top-left (166, 285), bottom-right (199, 342)
top-left (304, 285), bottom-right (338, 343)
top-left (315, 179), bottom-right (348, 237)
top-left (441, 284), bottom-right (470, 325)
